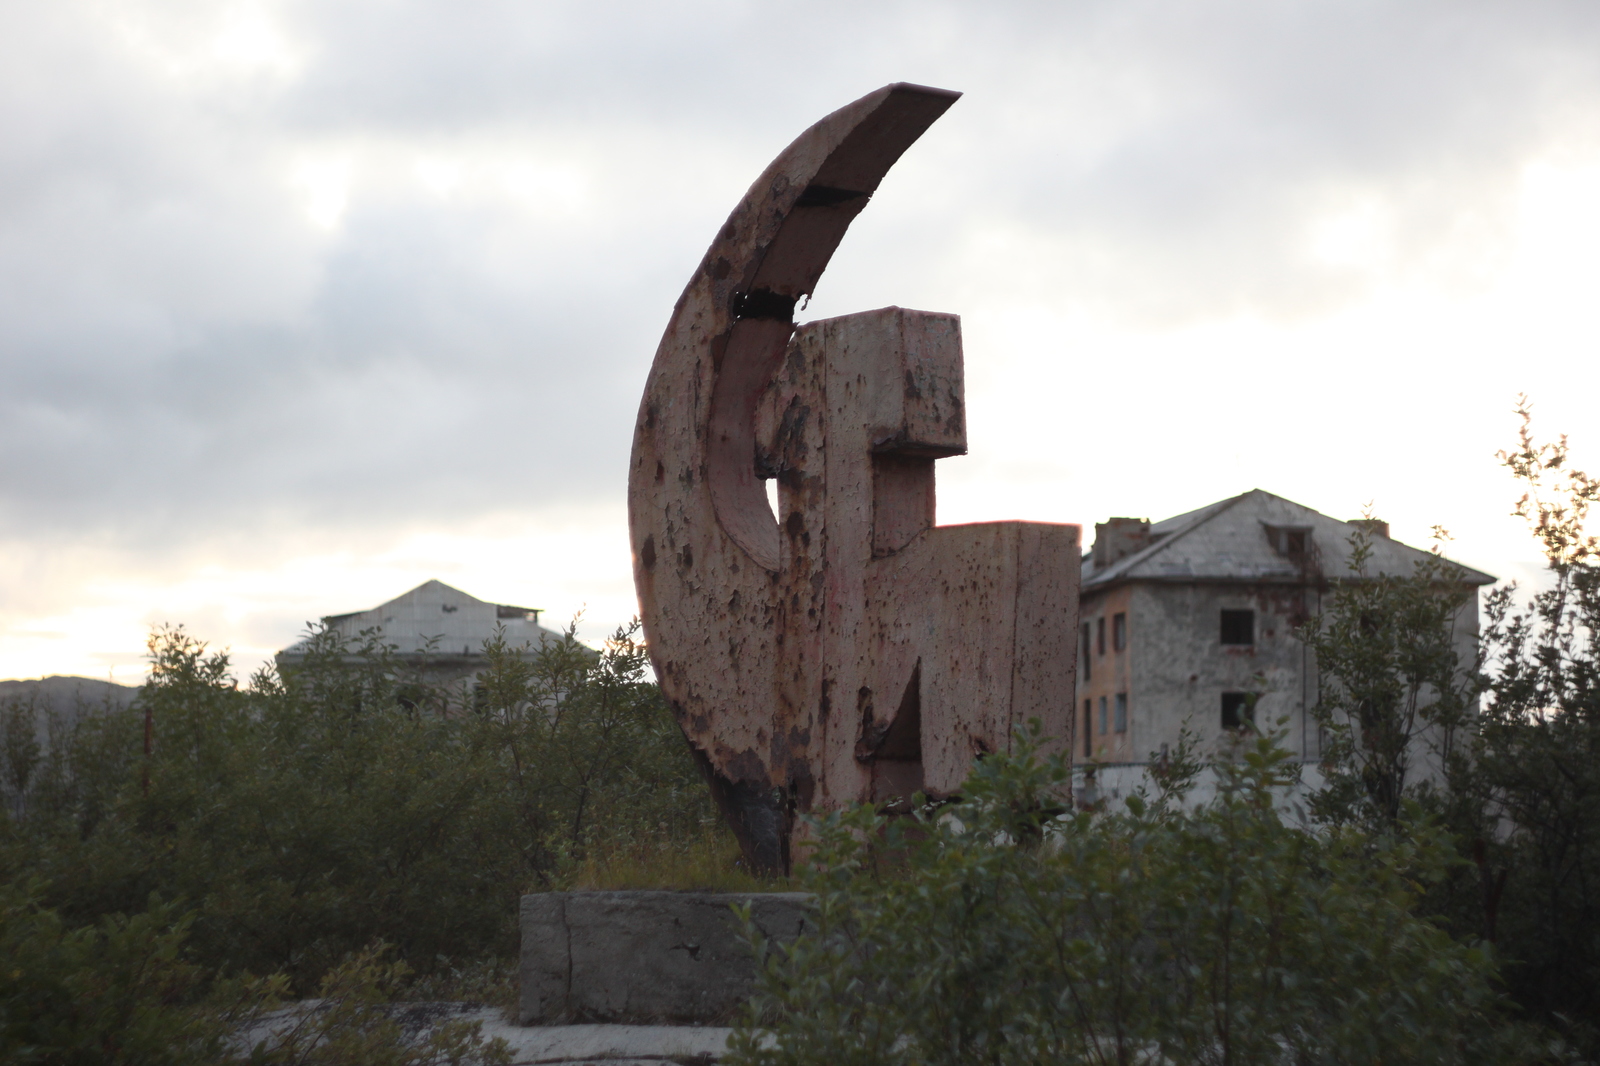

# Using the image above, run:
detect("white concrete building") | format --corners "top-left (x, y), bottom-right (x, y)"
top-left (276, 579), bottom-right (563, 698)
top-left (1074, 490), bottom-right (1493, 804)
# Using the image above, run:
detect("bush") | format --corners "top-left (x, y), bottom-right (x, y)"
top-left (1465, 402), bottom-right (1600, 1050)
top-left (0, 883), bottom-right (513, 1066)
top-left (0, 617), bottom-right (725, 990)
top-left (0, 880), bottom-right (223, 1065)
top-left (228, 942), bottom-right (511, 1066)
top-left (1297, 523), bottom-right (1477, 831)
top-left (729, 729), bottom-right (1534, 1066)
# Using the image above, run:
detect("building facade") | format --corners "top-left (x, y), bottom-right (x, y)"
top-left (275, 579), bottom-right (562, 699)
top-left (1075, 490), bottom-right (1493, 791)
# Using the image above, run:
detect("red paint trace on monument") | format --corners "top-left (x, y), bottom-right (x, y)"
top-left (628, 84), bottom-right (1081, 873)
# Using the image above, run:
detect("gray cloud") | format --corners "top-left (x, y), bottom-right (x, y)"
top-left (1, 0), bottom-right (1598, 559)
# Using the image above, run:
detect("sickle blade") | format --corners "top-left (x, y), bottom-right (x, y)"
top-left (628, 85), bottom-right (962, 871)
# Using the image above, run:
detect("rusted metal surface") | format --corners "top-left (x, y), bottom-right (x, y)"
top-left (628, 84), bottom-right (1080, 872)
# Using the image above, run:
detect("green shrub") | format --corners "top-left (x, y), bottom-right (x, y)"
top-left (0, 884), bottom-right (510, 1066)
top-left (1465, 402), bottom-right (1600, 1050)
top-left (0, 880), bottom-right (223, 1066)
top-left (1297, 523), bottom-right (1476, 832)
top-left (1288, 403), bottom-right (1600, 1052)
top-left (228, 942), bottom-right (510, 1066)
top-left (730, 729), bottom-right (1536, 1066)
top-left (0, 618), bottom-right (726, 990)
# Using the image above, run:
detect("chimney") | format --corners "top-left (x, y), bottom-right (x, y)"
top-left (1348, 518), bottom-right (1389, 539)
top-left (1093, 517), bottom-right (1152, 569)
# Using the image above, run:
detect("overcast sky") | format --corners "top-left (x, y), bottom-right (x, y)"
top-left (3, 0), bottom-right (1598, 682)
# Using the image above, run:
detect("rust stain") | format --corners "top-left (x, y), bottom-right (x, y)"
top-left (625, 84), bottom-right (1081, 873)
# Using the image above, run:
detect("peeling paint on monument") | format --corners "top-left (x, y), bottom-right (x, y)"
top-left (628, 84), bottom-right (1082, 873)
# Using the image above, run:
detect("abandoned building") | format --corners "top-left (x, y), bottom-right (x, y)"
top-left (275, 579), bottom-right (560, 698)
top-left (1075, 489), bottom-right (1493, 790)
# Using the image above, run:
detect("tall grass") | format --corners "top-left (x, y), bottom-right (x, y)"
top-left (559, 823), bottom-right (791, 893)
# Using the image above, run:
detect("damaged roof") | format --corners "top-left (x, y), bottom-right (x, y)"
top-left (1082, 489), bottom-right (1496, 590)
top-left (278, 579), bottom-right (559, 659)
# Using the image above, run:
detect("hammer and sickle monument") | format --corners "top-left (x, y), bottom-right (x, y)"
top-left (628, 84), bottom-right (1081, 874)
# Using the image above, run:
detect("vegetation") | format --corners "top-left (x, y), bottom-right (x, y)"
top-left (1292, 402), bottom-right (1600, 1051)
top-left (1, 889), bottom-right (512, 1066)
top-left (1, 880), bottom-right (223, 1065)
top-left (1297, 521), bottom-right (1476, 830)
top-left (218, 944), bottom-right (512, 1066)
top-left (0, 617), bottom-right (733, 1060)
top-left (1467, 403), bottom-right (1600, 1049)
top-left (729, 728), bottom-right (1534, 1066)
top-left (0, 618), bottom-right (725, 985)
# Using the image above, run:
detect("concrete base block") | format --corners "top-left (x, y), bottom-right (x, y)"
top-left (518, 891), bottom-right (812, 1026)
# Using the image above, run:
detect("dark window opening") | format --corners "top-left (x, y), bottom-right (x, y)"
top-left (1081, 622), bottom-right (1091, 681)
top-left (1083, 699), bottom-right (1093, 757)
top-left (1112, 612), bottom-right (1127, 653)
top-left (1220, 609), bottom-right (1255, 646)
top-left (1096, 617), bottom-right (1106, 656)
top-left (1114, 692), bottom-right (1127, 734)
top-left (1265, 524), bottom-right (1313, 557)
top-left (1221, 691), bottom-right (1255, 730)
top-left (1098, 696), bottom-right (1109, 737)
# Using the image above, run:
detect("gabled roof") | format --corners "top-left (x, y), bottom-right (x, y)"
top-left (1082, 489), bottom-right (1495, 590)
top-left (278, 579), bottom-right (559, 659)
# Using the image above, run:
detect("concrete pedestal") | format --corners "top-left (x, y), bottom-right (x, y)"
top-left (519, 891), bottom-right (812, 1026)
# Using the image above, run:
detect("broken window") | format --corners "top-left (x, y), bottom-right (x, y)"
top-left (1098, 695), bottom-right (1108, 737)
top-left (1265, 524), bottom-right (1312, 558)
top-left (1113, 612), bottom-right (1126, 653)
top-left (1220, 609), bottom-right (1254, 646)
top-left (1114, 692), bottom-right (1127, 734)
top-left (1221, 691), bottom-right (1255, 730)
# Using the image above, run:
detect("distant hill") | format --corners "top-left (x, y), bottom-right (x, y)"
top-left (0, 675), bottom-right (140, 711)
top-left (0, 676), bottom-right (140, 742)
